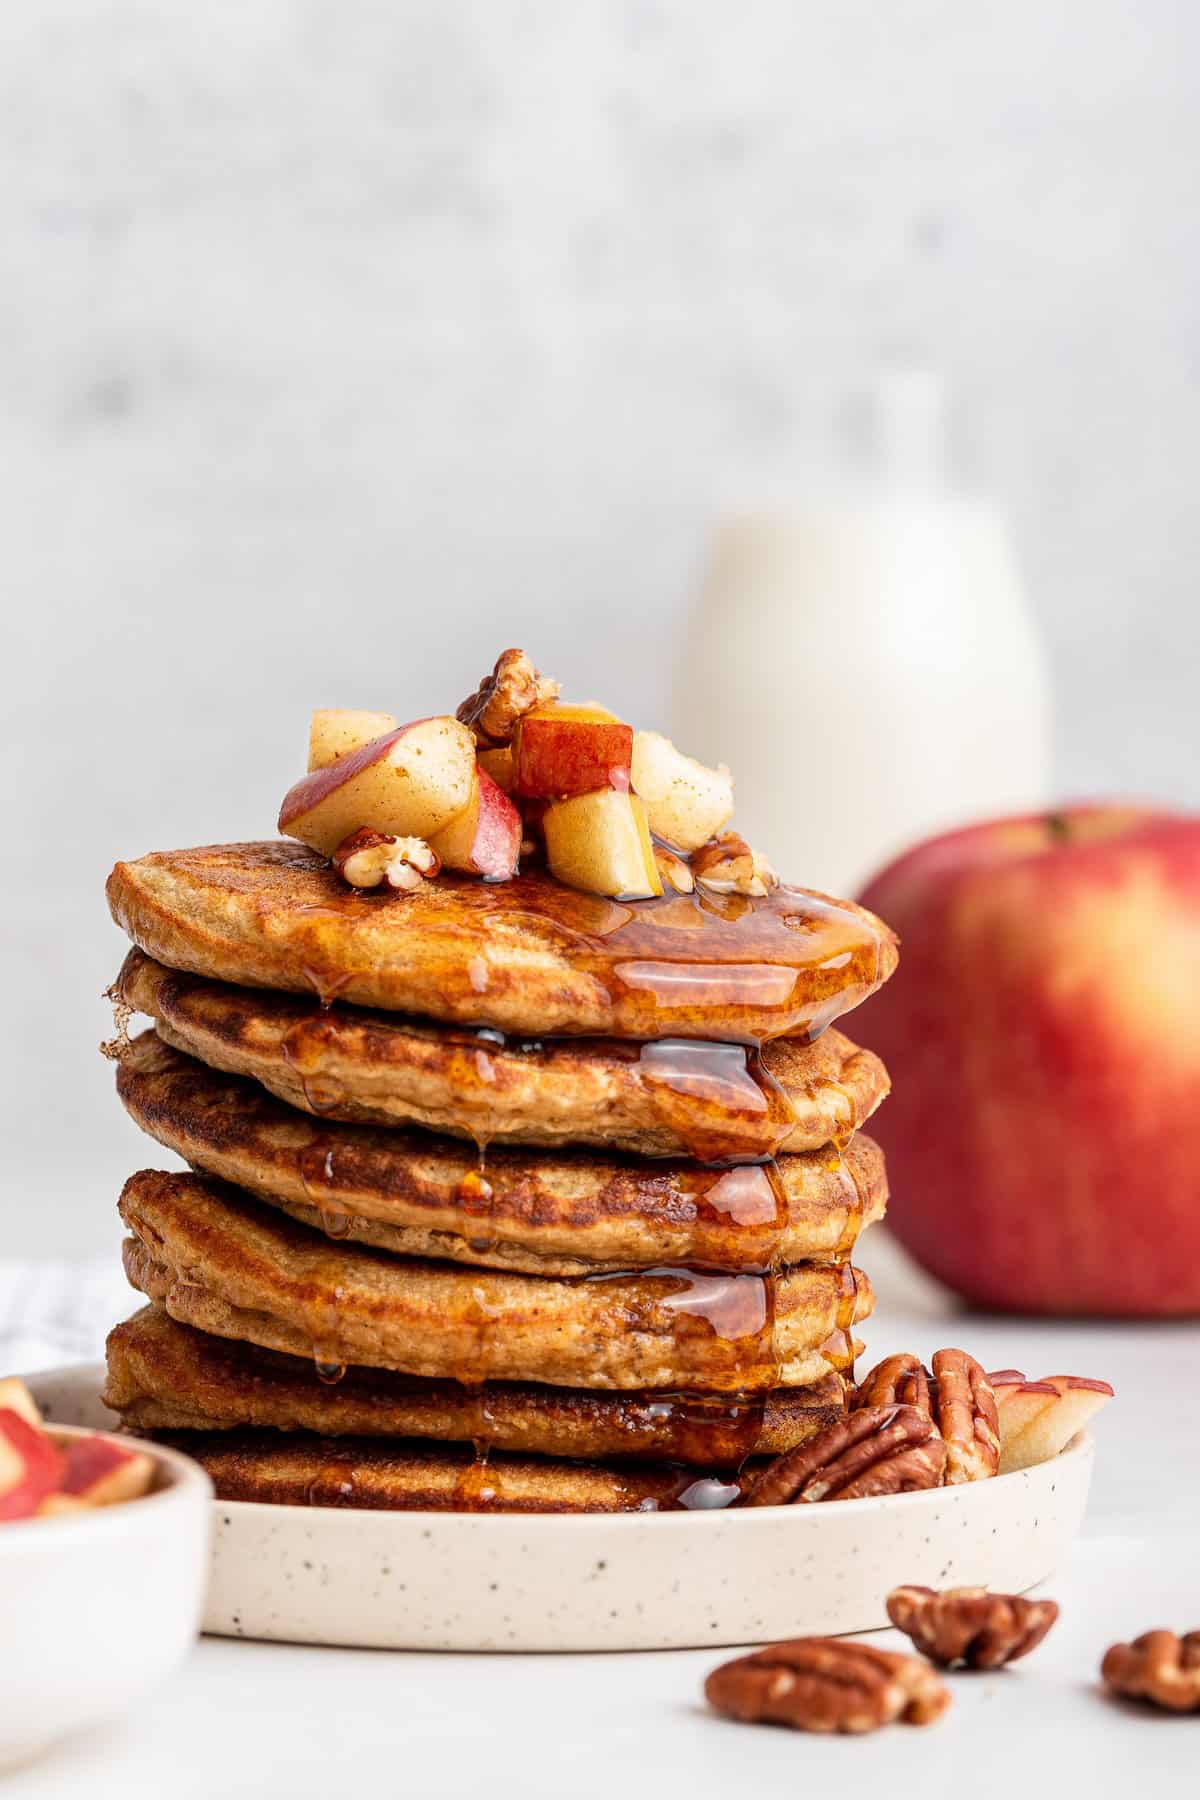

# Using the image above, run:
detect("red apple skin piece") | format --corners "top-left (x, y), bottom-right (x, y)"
top-left (428, 769), bottom-right (522, 880)
top-left (59, 1435), bottom-right (156, 1506)
top-left (856, 806), bottom-right (1200, 1316)
top-left (0, 1409), bottom-right (64, 1521)
top-left (513, 705), bottom-right (633, 800)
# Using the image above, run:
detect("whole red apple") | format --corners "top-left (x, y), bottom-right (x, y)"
top-left (856, 806), bottom-right (1200, 1316)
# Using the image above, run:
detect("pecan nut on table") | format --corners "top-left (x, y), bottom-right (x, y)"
top-left (887, 1585), bottom-right (1060, 1670)
top-left (1101, 1631), bottom-right (1200, 1713)
top-left (704, 1638), bottom-right (950, 1734)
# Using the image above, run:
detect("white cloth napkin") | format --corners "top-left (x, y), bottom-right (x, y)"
top-left (0, 1258), bottom-right (133, 1376)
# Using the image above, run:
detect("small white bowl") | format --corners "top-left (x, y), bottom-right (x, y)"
top-left (0, 1426), bottom-right (212, 1771)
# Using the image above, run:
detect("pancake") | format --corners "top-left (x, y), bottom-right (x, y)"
top-left (105, 1307), bottom-right (847, 1466)
top-left (118, 1170), bottom-right (873, 1391)
top-left (114, 1033), bottom-right (886, 1276)
top-left (111, 950), bottom-right (890, 1160)
top-left (135, 1429), bottom-right (755, 1513)
top-left (106, 841), bottom-right (897, 1042)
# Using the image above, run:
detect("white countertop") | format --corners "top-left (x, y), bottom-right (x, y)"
top-left (8, 1241), bottom-right (1198, 1798)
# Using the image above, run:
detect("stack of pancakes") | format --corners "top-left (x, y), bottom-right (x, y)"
top-left (101, 840), bottom-right (897, 1512)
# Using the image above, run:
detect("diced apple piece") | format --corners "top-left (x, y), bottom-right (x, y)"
top-left (477, 745), bottom-right (515, 794)
top-left (630, 730), bottom-right (734, 852)
top-left (998, 1376), bottom-right (1114, 1474)
top-left (308, 709), bottom-right (398, 772)
top-left (429, 769), bottom-right (522, 880)
top-left (543, 789), bottom-right (663, 900)
top-left (59, 1435), bottom-right (156, 1507)
top-left (279, 716), bottom-right (476, 855)
top-left (0, 1378), bottom-right (42, 1431)
top-left (513, 702), bottom-right (633, 800)
top-left (0, 1408), bottom-right (64, 1522)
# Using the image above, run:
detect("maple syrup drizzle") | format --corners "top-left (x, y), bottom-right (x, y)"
top-left (677, 1160), bottom-right (789, 1274)
top-left (456, 1168), bottom-right (497, 1254)
top-left (815, 1264), bottom-right (862, 1372)
top-left (304, 1451), bottom-right (359, 1505)
top-left (296, 1141), bottom-right (351, 1240)
top-left (280, 1016), bottom-right (348, 1116)
top-left (636, 1039), bottom-right (797, 1163)
top-left (452, 1439), bottom-right (499, 1511)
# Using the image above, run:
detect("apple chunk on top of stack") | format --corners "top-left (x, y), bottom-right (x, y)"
top-left (277, 648), bottom-right (756, 900)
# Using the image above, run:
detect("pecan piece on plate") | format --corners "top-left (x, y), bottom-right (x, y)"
top-left (1101, 1630), bottom-right (1200, 1712)
top-left (887, 1585), bottom-right (1060, 1669)
top-left (705, 1638), bottom-right (950, 1734)
top-left (853, 1351), bottom-right (935, 1419)
top-left (739, 1405), bottom-right (946, 1507)
top-left (456, 648), bottom-right (559, 746)
top-left (931, 1348), bottom-right (1001, 1483)
top-left (852, 1347), bottom-right (1000, 1485)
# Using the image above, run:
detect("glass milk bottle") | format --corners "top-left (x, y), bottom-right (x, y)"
top-left (671, 371), bottom-right (1050, 897)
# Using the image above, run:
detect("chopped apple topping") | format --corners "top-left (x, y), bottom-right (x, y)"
top-left (308, 709), bottom-right (398, 772)
top-left (457, 648), bottom-right (560, 747)
top-left (279, 717), bottom-right (477, 853)
top-left (691, 831), bottom-right (778, 898)
top-left (514, 701), bottom-right (633, 799)
top-left (332, 828), bottom-right (441, 893)
top-left (653, 842), bottom-right (696, 895)
top-left (543, 789), bottom-right (663, 899)
top-left (630, 731), bottom-right (733, 852)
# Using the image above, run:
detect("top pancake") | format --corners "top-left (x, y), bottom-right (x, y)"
top-left (106, 840), bottom-right (897, 1042)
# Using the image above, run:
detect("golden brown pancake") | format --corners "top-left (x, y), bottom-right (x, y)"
top-left (136, 1429), bottom-right (755, 1513)
top-left (106, 841), bottom-right (897, 1042)
top-left (111, 950), bottom-right (890, 1160)
top-left (119, 1170), bottom-right (873, 1391)
top-left (105, 1307), bottom-right (847, 1466)
top-left (114, 1033), bottom-right (886, 1276)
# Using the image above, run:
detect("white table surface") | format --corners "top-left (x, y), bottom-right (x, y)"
top-left (8, 1238), bottom-right (1199, 1798)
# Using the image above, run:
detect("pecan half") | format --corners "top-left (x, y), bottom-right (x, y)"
top-left (931, 1349), bottom-right (1000, 1484)
top-left (691, 831), bottom-right (778, 898)
top-left (332, 829), bottom-right (440, 892)
top-left (854, 1352), bottom-right (934, 1419)
top-left (887, 1585), bottom-right (1060, 1669)
top-left (739, 1405), bottom-right (946, 1507)
top-left (852, 1347), bottom-right (1000, 1485)
top-left (705, 1638), bottom-right (950, 1733)
top-left (1101, 1630), bottom-right (1200, 1712)
top-left (456, 647), bottom-right (559, 746)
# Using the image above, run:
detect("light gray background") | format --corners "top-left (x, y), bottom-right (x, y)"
top-left (3, 2), bottom-right (1198, 1256)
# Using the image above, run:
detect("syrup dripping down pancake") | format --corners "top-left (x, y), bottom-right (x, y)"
top-left (105, 1307), bottom-right (847, 1467)
top-left (111, 950), bottom-right (890, 1161)
top-left (114, 1034), bottom-right (886, 1276)
top-left (134, 1428), bottom-right (762, 1513)
top-left (118, 1171), bottom-right (873, 1392)
top-left (106, 841), bottom-right (897, 1043)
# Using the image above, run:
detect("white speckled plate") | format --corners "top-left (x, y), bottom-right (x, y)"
top-left (31, 1365), bottom-right (1093, 1653)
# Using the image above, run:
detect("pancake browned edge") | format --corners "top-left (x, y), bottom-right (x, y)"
top-left (114, 1033), bottom-right (887, 1276)
top-left (111, 950), bottom-right (891, 1160)
top-left (105, 1307), bottom-right (847, 1466)
top-left (118, 1171), bottom-right (874, 1390)
top-left (105, 841), bottom-right (898, 1042)
top-left (137, 1429), bottom-right (755, 1513)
